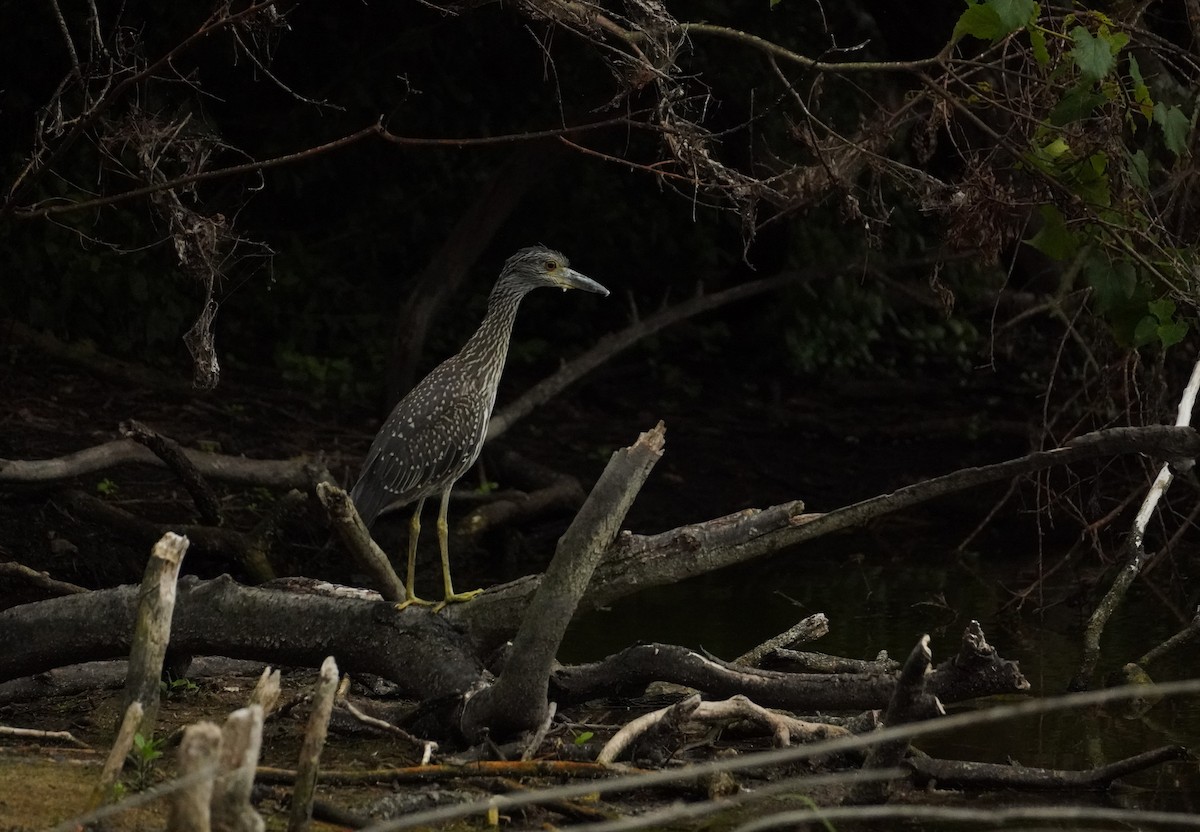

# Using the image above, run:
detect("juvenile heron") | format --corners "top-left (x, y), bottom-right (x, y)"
top-left (351, 246), bottom-right (609, 609)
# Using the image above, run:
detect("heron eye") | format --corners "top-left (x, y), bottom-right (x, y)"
top-left (544, 259), bottom-right (558, 271)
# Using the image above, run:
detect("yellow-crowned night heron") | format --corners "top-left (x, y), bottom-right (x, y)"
top-left (351, 246), bottom-right (609, 609)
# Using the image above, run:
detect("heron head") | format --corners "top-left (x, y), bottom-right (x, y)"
top-left (501, 246), bottom-right (609, 297)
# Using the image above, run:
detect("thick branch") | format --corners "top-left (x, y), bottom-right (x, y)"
top-left (459, 423), bottom-right (666, 739)
top-left (0, 576), bottom-right (484, 701)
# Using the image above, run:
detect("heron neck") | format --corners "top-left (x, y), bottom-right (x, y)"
top-left (458, 283), bottom-right (529, 390)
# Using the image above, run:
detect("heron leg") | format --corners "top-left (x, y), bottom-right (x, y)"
top-left (435, 487), bottom-right (482, 610)
top-left (395, 497), bottom-right (434, 610)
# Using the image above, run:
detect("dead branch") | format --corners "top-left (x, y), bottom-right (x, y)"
top-left (550, 633), bottom-right (1025, 712)
top-left (763, 649), bottom-right (898, 675)
top-left (906, 745), bottom-right (1193, 790)
top-left (0, 437), bottom-right (334, 489)
top-left (858, 635), bottom-right (940, 802)
top-left (120, 419), bottom-right (222, 526)
top-left (290, 657), bottom-right (339, 832)
top-left (0, 560), bottom-right (88, 596)
top-left (598, 694), bottom-right (849, 764)
top-left (316, 482), bottom-right (406, 603)
top-left (0, 575), bottom-right (486, 702)
top-left (1073, 359), bottom-right (1200, 690)
top-left (122, 531), bottom-right (188, 739)
top-left (734, 614), bottom-right (831, 667)
top-left (0, 724), bottom-right (90, 748)
top-left (459, 423), bottom-right (666, 739)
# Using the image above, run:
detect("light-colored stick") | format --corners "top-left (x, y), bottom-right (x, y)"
top-left (89, 701), bottom-right (143, 808)
top-left (123, 531), bottom-right (189, 739)
top-left (168, 721), bottom-right (222, 832)
top-left (212, 705), bottom-right (265, 832)
top-left (288, 657), bottom-right (339, 832)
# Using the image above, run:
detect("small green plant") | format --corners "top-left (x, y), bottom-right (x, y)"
top-left (160, 674), bottom-right (200, 698)
top-left (128, 733), bottom-right (164, 790)
top-left (95, 478), bottom-right (119, 496)
top-left (573, 730), bottom-right (595, 746)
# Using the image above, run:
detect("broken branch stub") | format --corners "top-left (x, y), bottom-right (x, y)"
top-left (124, 531), bottom-right (189, 739)
top-left (459, 422), bottom-right (666, 741)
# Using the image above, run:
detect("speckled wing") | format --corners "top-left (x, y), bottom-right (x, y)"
top-left (350, 392), bottom-right (488, 528)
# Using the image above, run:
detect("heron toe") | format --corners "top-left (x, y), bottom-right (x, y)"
top-left (395, 595), bottom-right (436, 611)
top-left (434, 588), bottom-right (484, 611)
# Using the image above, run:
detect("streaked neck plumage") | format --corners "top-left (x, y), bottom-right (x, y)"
top-left (456, 277), bottom-right (532, 395)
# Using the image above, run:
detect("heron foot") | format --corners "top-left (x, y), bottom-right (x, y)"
top-left (394, 595), bottom-right (436, 611)
top-left (433, 588), bottom-right (484, 612)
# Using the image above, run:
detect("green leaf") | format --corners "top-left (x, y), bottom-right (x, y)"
top-left (991, 0), bottom-right (1036, 29)
top-left (1071, 26), bottom-right (1114, 82)
top-left (1028, 25), bottom-right (1050, 66)
top-left (1133, 314), bottom-right (1159, 347)
top-left (1085, 254), bottom-right (1137, 313)
top-left (1148, 297), bottom-right (1176, 322)
top-left (1050, 86), bottom-right (1107, 124)
top-left (1128, 54), bottom-right (1153, 122)
top-left (1025, 205), bottom-right (1078, 260)
top-left (1153, 102), bottom-right (1190, 156)
top-left (954, 2), bottom-right (1007, 42)
top-left (1129, 149), bottom-right (1150, 191)
top-left (1158, 320), bottom-right (1188, 347)
top-left (574, 731), bottom-right (595, 745)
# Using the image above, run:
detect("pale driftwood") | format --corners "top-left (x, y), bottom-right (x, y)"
top-left (0, 724), bottom-right (90, 748)
top-left (168, 722), bottom-right (222, 832)
top-left (598, 693), bottom-right (701, 765)
top-left (459, 423), bottom-right (666, 740)
top-left (120, 419), bottom-right (222, 526)
top-left (0, 560), bottom-right (88, 596)
top-left (289, 657), bottom-right (339, 832)
top-left (906, 744), bottom-right (1191, 790)
top-left (598, 694), bottom-right (850, 764)
top-left (212, 705), bottom-right (265, 832)
top-left (0, 437), bottom-right (334, 489)
top-left (90, 701), bottom-right (143, 808)
top-left (734, 613), bottom-right (830, 667)
top-left (316, 482), bottom-right (406, 603)
top-left (249, 666), bottom-right (282, 717)
top-left (1074, 359), bottom-right (1200, 690)
top-left (340, 700), bottom-right (436, 762)
top-left (124, 532), bottom-right (188, 739)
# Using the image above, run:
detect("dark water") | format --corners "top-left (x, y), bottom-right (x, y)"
top-left (561, 533), bottom-right (1200, 812)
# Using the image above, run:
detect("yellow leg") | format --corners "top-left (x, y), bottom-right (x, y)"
top-left (434, 487), bottom-right (482, 611)
top-left (395, 498), bottom-right (434, 610)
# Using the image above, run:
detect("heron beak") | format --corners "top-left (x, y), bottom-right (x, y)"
top-left (560, 267), bottom-right (610, 297)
